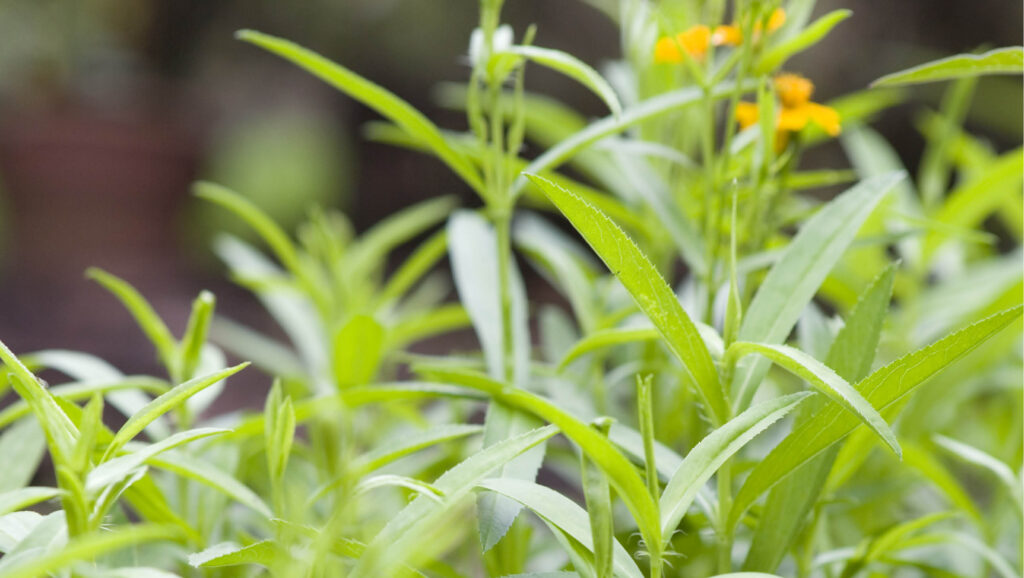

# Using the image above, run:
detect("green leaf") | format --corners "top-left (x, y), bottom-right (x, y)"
top-left (559, 323), bottom-right (725, 370)
top-left (85, 268), bottom-right (177, 371)
top-left (349, 425), bottom-right (558, 577)
top-left (264, 382), bottom-right (295, 481)
top-left (724, 342), bottom-right (901, 457)
top-left (729, 306), bottom-right (1022, 529)
top-left (28, 350), bottom-right (172, 439)
top-left (873, 47), bottom-right (1024, 86)
top-left (236, 30), bottom-right (485, 196)
top-left (0, 341), bottom-right (78, 462)
top-left (477, 478), bottom-right (644, 578)
top-left (825, 264), bottom-right (898, 382)
top-left (0, 524), bottom-right (179, 578)
top-left (732, 172), bottom-right (905, 410)
top-left (528, 174), bottom-right (727, 425)
top-left (0, 488), bottom-right (60, 517)
top-left (87, 428), bottom-right (228, 493)
top-left (332, 314), bottom-right (385, 389)
top-left (345, 195), bottom-right (458, 281)
top-left (559, 328), bottom-right (660, 369)
top-left (924, 147), bottom-right (1024, 259)
top-left (933, 434), bottom-right (1023, 510)
top-left (449, 211), bottom-right (531, 386)
top-left (511, 82), bottom-right (748, 196)
top-left (355, 424), bottom-right (484, 473)
top-left (902, 443), bottom-right (982, 524)
top-left (376, 229), bottom-right (450, 307)
top-left (448, 210), bottom-right (540, 551)
top-left (147, 452), bottom-right (273, 519)
top-left (659, 393), bottom-right (811, 543)
top-left (103, 364), bottom-right (248, 460)
top-left (356, 475), bottom-right (444, 502)
top-left (744, 263), bottom-right (897, 573)
top-left (756, 10), bottom-right (852, 73)
top-left (0, 377), bottom-right (169, 431)
top-left (178, 291), bottom-right (215, 382)
top-left (501, 45), bottom-right (621, 116)
top-left (121, 477), bottom-right (200, 543)
top-left (847, 512), bottom-right (958, 575)
top-left (385, 305), bottom-right (472, 350)
top-left (210, 317), bottom-right (305, 380)
top-left (194, 183), bottom-right (304, 280)
top-left (0, 419), bottom-right (46, 493)
top-left (423, 368), bottom-right (664, 567)
top-left (581, 421), bottom-right (614, 578)
top-left (514, 213), bottom-right (601, 334)
top-left (189, 540), bottom-right (281, 568)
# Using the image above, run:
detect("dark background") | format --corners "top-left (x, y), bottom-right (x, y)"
top-left (0, 0), bottom-right (1019, 398)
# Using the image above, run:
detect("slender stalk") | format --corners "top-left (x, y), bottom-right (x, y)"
top-left (494, 205), bottom-right (515, 383)
top-left (716, 464), bottom-right (734, 573)
top-left (637, 375), bottom-right (660, 501)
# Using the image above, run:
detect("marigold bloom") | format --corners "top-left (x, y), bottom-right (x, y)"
top-left (735, 101), bottom-right (761, 130)
top-left (778, 102), bottom-right (841, 136)
top-left (764, 8), bottom-right (787, 33)
top-left (711, 25), bottom-right (743, 47)
top-left (774, 73), bottom-right (814, 107)
top-left (734, 73), bottom-right (841, 151)
top-left (654, 26), bottom-right (711, 62)
top-left (656, 8), bottom-right (787, 63)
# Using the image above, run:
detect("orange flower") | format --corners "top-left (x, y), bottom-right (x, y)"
top-left (763, 8), bottom-right (787, 34)
top-left (711, 25), bottom-right (743, 47)
top-left (774, 73), bottom-right (814, 107)
top-left (655, 26), bottom-right (711, 62)
top-left (734, 73), bottom-right (841, 151)
top-left (655, 8), bottom-right (786, 63)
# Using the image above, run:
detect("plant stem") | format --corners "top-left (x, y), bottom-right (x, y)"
top-left (494, 205), bottom-right (516, 384)
top-left (716, 462), bottom-right (734, 572)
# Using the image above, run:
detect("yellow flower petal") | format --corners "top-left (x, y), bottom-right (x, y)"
top-left (654, 36), bottom-right (684, 63)
top-left (735, 102), bottom-right (761, 130)
top-left (803, 102), bottom-right (842, 136)
top-left (774, 73), bottom-right (814, 108)
top-left (655, 26), bottom-right (711, 63)
top-left (767, 8), bottom-right (787, 32)
top-left (712, 25), bottom-right (743, 47)
top-left (777, 106), bottom-right (810, 132)
top-left (776, 102), bottom-right (842, 136)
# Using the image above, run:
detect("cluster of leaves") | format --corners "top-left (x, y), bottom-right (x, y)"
top-left (0, 1), bottom-right (1020, 577)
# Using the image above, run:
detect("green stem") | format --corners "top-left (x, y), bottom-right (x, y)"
top-left (494, 205), bottom-right (515, 384)
top-left (717, 463), bottom-right (734, 573)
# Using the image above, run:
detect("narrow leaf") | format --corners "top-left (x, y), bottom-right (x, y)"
top-left (659, 393), bottom-right (811, 542)
top-left (529, 174), bottom-right (727, 425)
top-left (732, 172), bottom-right (905, 410)
top-left (730, 306), bottom-right (1022, 529)
top-left (757, 10), bottom-right (852, 73)
top-left (104, 364), bottom-right (248, 459)
top-left (86, 268), bottom-right (177, 369)
top-left (873, 47), bottom-right (1024, 86)
top-left (350, 425), bottom-right (558, 577)
top-left (478, 478), bottom-right (644, 578)
top-left (503, 45), bottom-right (621, 116)
top-left (725, 342), bottom-right (901, 457)
top-left (237, 30), bottom-right (485, 195)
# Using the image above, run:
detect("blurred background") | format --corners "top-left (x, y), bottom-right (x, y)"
top-left (0, 0), bottom-right (1019, 386)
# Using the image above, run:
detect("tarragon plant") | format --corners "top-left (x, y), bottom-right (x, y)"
top-left (0, 1), bottom-right (1020, 577)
